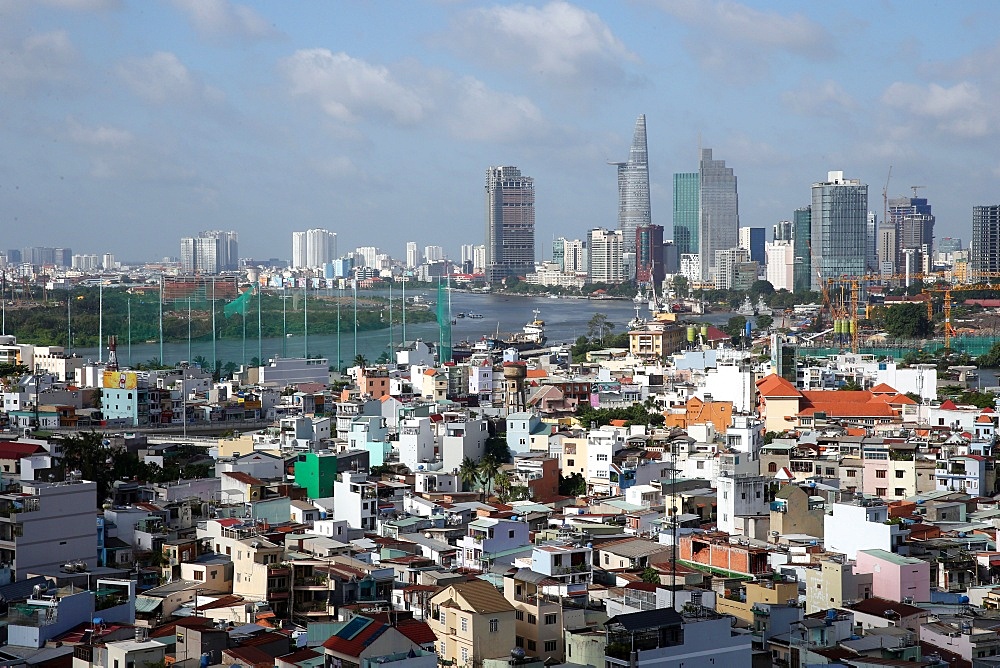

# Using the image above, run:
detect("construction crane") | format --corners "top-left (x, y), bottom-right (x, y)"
top-left (910, 185), bottom-right (926, 198)
top-left (923, 277), bottom-right (1000, 348)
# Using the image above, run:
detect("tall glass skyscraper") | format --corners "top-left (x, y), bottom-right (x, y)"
top-left (698, 148), bottom-right (739, 282)
top-left (673, 172), bottom-right (699, 256)
top-left (810, 171), bottom-right (868, 290)
top-left (485, 166), bottom-right (535, 282)
top-left (792, 205), bottom-right (812, 292)
top-left (972, 205), bottom-right (1000, 276)
top-left (612, 115), bottom-right (651, 253)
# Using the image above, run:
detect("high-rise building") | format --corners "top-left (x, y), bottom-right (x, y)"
top-left (766, 240), bottom-right (794, 291)
top-left (972, 206), bottom-right (1000, 276)
top-left (889, 196), bottom-right (935, 274)
top-left (72, 254), bottom-right (100, 271)
top-left (773, 220), bottom-right (793, 241)
top-left (635, 224), bottom-right (665, 285)
top-left (611, 114), bottom-right (651, 253)
top-left (938, 237), bottom-right (963, 253)
top-left (180, 236), bottom-right (220, 274)
top-left (102, 253), bottom-right (115, 270)
top-left (792, 206), bottom-right (812, 292)
top-left (291, 229), bottom-right (336, 269)
top-left (865, 212), bottom-right (879, 273)
top-left (406, 242), bottom-right (419, 269)
top-left (552, 239), bottom-right (565, 270)
top-left (738, 227), bottom-right (765, 266)
top-left (472, 245), bottom-right (487, 274)
top-left (200, 231), bottom-right (238, 271)
top-left (355, 246), bottom-right (379, 268)
top-left (559, 239), bottom-right (586, 274)
top-left (485, 166), bottom-right (535, 281)
top-left (673, 172), bottom-right (699, 256)
top-left (587, 229), bottom-right (624, 284)
top-left (714, 247), bottom-right (749, 290)
top-left (424, 246), bottom-right (444, 263)
top-left (810, 171), bottom-right (868, 290)
top-left (460, 244), bottom-right (475, 265)
top-left (698, 149), bottom-right (739, 282)
top-left (878, 223), bottom-right (898, 276)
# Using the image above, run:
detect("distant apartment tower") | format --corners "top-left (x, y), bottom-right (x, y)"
top-left (485, 166), bottom-right (535, 281)
top-left (766, 240), bottom-right (794, 291)
top-left (972, 206), bottom-right (1000, 276)
top-left (635, 224), bottom-right (665, 285)
top-left (102, 253), bottom-right (116, 270)
top-left (738, 227), bottom-right (765, 266)
top-left (472, 245), bottom-right (487, 273)
top-left (424, 246), bottom-right (444, 263)
top-left (587, 229), bottom-right (625, 283)
top-left (180, 236), bottom-right (220, 274)
top-left (773, 220), bottom-right (792, 241)
top-left (460, 244), bottom-right (475, 265)
top-left (792, 206), bottom-right (812, 292)
top-left (611, 114), bottom-right (651, 253)
top-left (200, 230), bottom-right (238, 271)
top-left (810, 171), bottom-right (868, 290)
top-left (406, 241), bottom-right (419, 268)
top-left (673, 172), bottom-right (699, 256)
top-left (554, 238), bottom-right (586, 274)
top-left (698, 149), bottom-right (740, 282)
top-left (72, 254), bottom-right (100, 272)
top-left (890, 196), bottom-right (935, 274)
top-left (866, 212), bottom-right (879, 272)
top-left (355, 246), bottom-right (378, 269)
top-left (291, 229), bottom-right (336, 269)
top-left (938, 237), bottom-right (963, 253)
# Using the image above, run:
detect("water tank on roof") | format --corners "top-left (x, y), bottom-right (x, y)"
top-left (960, 595), bottom-right (971, 604)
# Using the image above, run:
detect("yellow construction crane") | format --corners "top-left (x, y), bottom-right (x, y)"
top-left (923, 278), bottom-right (1000, 348)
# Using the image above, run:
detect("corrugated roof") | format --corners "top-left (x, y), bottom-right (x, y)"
top-left (434, 579), bottom-right (515, 614)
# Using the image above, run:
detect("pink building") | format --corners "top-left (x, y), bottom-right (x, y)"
top-left (855, 548), bottom-right (929, 604)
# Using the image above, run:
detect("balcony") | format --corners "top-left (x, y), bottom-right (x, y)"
top-left (293, 601), bottom-right (329, 614)
top-left (294, 576), bottom-right (329, 588)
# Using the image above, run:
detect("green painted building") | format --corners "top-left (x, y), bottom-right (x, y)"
top-left (294, 451), bottom-right (339, 499)
top-left (672, 172), bottom-right (699, 256)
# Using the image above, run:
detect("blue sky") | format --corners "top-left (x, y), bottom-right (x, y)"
top-left (2, 0), bottom-right (999, 263)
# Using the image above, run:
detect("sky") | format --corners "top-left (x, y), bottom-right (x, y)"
top-left (3, 0), bottom-right (1000, 264)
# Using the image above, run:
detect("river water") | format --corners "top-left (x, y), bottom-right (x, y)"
top-left (64, 292), bottom-right (742, 369)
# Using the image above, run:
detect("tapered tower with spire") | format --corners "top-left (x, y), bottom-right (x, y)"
top-left (610, 114), bottom-right (651, 254)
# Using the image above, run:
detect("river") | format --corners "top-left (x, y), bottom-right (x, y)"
top-left (62, 292), bottom-right (746, 369)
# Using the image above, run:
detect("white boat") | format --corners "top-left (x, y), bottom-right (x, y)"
top-left (736, 295), bottom-right (755, 316)
top-left (755, 296), bottom-right (772, 316)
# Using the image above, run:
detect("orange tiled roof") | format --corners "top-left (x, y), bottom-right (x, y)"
top-left (756, 374), bottom-right (803, 398)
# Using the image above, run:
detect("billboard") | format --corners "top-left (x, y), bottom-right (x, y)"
top-left (103, 371), bottom-right (138, 390)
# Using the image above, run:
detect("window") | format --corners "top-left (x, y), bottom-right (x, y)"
top-left (527, 614), bottom-right (537, 625)
top-left (597, 454), bottom-right (608, 461)
top-left (895, 488), bottom-right (906, 497)
top-left (896, 470), bottom-right (905, 478)
top-left (527, 640), bottom-right (536, 651)
top-left (876, 470), bottom-right (887, 479)
top-left (515, 610), bottom-right (524, 621)
top-left (876, 487), bottom-right (887, 497)
top-left (567, 459), bottom-right (574, 467)
top-left (847, 470), bottom-right (856, 477)
top-left (461, 617), bottom-right (468, 632)
top-left (767, 462), bottom-right (777, 473)
top-left (440, 643), bottom-right (446, 655)
top-left (194, 571), bottom-right (203, 581)
top-left (490, 618), bottom-right (499, 633)
top-left (516, 636), bottom-right (524, 648)
top-left (544, 640), bottom-right (557, 652)
top-left (461, 647), bottom-right (468, 663)
top-left (825, 467), bottom-right (835, 476)
top-left (509, 530), bottom-right (515, 538)
top-left (545, 613), bottom-right (557, 624)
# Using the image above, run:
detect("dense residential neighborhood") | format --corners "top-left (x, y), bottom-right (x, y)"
top-left (0, 317), bottom-right (995, 668)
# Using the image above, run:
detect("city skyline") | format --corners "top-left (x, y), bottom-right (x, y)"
top-left (4, 2), bottom-right (1000, 261)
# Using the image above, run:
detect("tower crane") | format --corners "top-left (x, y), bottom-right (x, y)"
top-left (910, 185), bottom-right (926, 198)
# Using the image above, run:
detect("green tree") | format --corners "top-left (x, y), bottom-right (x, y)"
top-left (839, 380), bottom-right (863, 391)
top-left (484, 435), bottom-right (512, 464)
top-left (671, 275), bottom-right (689, 298)
top-left (494, 470), bottom-right (513, 504)
top-left (882, 302), bottom-right (932, 339)
top-left (723, 315), bottom-right (747, 337)
top-left (979, 341), bottom-right (1000, 368)
top-left (750, 280), bottom-right (775, 297)
top-left (458, 457), bottom-right (480, 493)
top-left (558, 472), bottom-right (587, 496)
top-left (640, 567), bottom-right (661, 583)
top-left (756, 314), bottom-right (774, 330)
top-left (478, 456), bottom-right (501, 502)
top-left (586, 313), bottom-right (615, 345)
top-left (353, 354), bottom-right (368, 369)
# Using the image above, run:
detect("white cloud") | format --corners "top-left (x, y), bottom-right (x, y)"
top-left (170, 0), bottom-right (276, 40)
top-left (281, 49), bottom-right (546, 143)
top-left (281, 49), bottom-right (425, 125)
top-left (0, 30), bottom-right (78, 89)
top-left (66, 117), bottom-right (133, 148)
top-left (444, 1), bottom-right (637, 87)
top-left (36, 0), bottom-right (120, 9)
top-left (881, 81), bottom-right (992, 139)
top-left (650, 0), bottom-right (834, 79)
top-left (117, 52), bottom-right (224, 106)
top-left (781, 79), bottom-right (858, 118)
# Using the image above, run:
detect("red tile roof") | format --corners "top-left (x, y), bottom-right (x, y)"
top-left (0, 442), bottom-right (46, 459)
top-left (869, 382), bottom-right (898, 394)
top-left (939, 399), bottom-right (958, 410)
top-left (395, 617), bottom-right (437, 646)
top-left (224, 471), bottom-right (267, 486)
top-left (756, 374), bottom-right (802, 398)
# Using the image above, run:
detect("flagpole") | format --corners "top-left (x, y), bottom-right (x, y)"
top-left (212, 278), bottom-right (217, 374)
top-left (98, 281), bottom-right (103, 363)
top-left (337, 283), bottom-right (342, 372)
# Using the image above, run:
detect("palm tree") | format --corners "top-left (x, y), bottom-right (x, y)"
top-left (478, 456), bottom-right (501, 502)
top-left (494, 470), bottom-right (512, 504)
top-left (353, 354), bottom-right (368, 370)
top-left (458, 457), bottom-right (479, 493)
